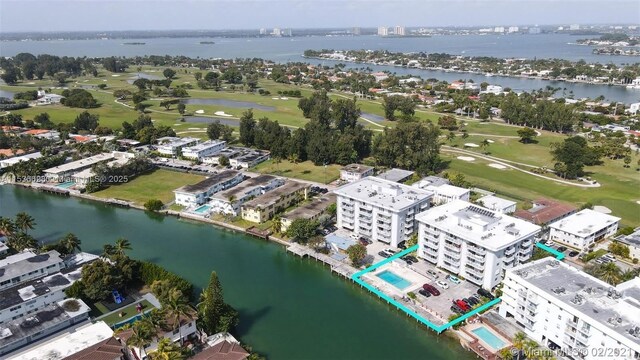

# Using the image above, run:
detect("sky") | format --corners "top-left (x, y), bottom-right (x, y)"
top-left (0, 0), bottom-right (638, 33)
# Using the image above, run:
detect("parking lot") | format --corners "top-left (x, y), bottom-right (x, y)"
top-left (360, 239), bottom-right (484, 323)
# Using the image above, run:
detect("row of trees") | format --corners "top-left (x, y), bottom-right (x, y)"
top-left (121, 114), bottom-right (176, 144)
top-left (500, 93), bottom-right (577, 132)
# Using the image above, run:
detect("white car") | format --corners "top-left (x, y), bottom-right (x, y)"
top-left (543, 240), bottom-right (554, 247)
top-left (436, 280), bottom-right (449, 290)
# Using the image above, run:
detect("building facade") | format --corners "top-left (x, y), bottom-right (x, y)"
top-left (173, 171), bottom-right (244, 207)
top-left (339, 164), bottom-right (374, 183)
top-left (241, 181), bottom-right (310, 223)
top-left (548, 209), bottom-right (620, 251)
top-left (499, 258), bottom-right (640, 360)
top-left (416, 200), bottom-right (540, 289)
top-left (209, 175), bottom-right (283, 216)
top-left (0, 251), bottom-right (65, 292)
top-left (181, 140), bottom-right (226, 160)
top-left (334, 177), bottom-right (432, 247)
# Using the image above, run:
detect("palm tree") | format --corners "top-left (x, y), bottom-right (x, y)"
top-left (271, 215), bottom-right (282, 234)
top-left (481, 139), bottom-right (491, 154)
top-left (60, 233), bottom-right (81, 255)
top-left (148, 338), bottom-right (185, 360)
top-left (513, 332), bottom-right (527, 360)
top-left (164, 289), bottom-right (193, 346)
top-left (0, 217), bottom-right (16, 238)
top-left (126, 322), bottom-right (154, 359)
top-left (498, 347), bottom-right (514, 360)
top-left (143, 309), bottom-right (168, 342)
top-left (14, 212), bottom-right (36, 234)
top-left (447, 131), bottom-right (456, 143)
top-left (8, 232), bottom-right (39, 252)
top-left (597, 262), bottom-right (622, 285)
top-left (114, 238), bottom-right (132, 256)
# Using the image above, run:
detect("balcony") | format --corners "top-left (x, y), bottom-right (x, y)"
top-left (445, 250), bottom-right (461, 260)
top-left (467, 252), bottom-right (485, 263)
top-left (444, 243), bottom-right (461, 253)
top-left (465, 266), bottom-right (483, 278)
top-left (424, 242), bottom-right (439, 251)
top-left (468, 246), bottom-right (486, 256)
top-left (467, 259), bottom-right (484, 270)
top-left (505, 247), bottom-right (516, 256)
top-left (521, 238), bottom-right (533, 247)
top-left (442, 261), bottom-right (460, 272)
top-left (445, 236), bottom-right (462, 246)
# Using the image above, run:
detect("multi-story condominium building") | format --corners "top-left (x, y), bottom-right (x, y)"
top-left (209, 175), bottom-right (284, 216)
top-left (156, 137), bottom-right (199, 157)
top-left (241, 181), bottom-right (310, 223)
top-left (0, 251), bottom-right (65, 292)
top-left (377, 26), bottom-right (388, 36)
top-left (339, 164), bottom-right (374, 183)
top-left (416, 200), bottom-right (540, 289)
top-left (499, 258), bottom-right (640, 360)
top-left (173, 171), bottom-right (244, 207)
top-left (334, 177), bottom-right (432, 247)
top-left (548, 209), bottom-right (620, 251)
top-left (281, 193), bottom-right (337, 232)
top-left (0, 299), bottom-right (91, 357)
top-left (43, 152), bottom-right (119, 182)
top-left (394, 25), bottom-right (406, 36)
top-left (181, 140), bottom-right (226, 160)
top-left (477, 195), bottom-right (517, 214)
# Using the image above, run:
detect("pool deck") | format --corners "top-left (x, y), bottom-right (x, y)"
top-left (461, 321), bottom-right (513, 360)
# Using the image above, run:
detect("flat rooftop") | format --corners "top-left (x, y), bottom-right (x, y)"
top-left (334, 176), bottom-right (432, 212)
top-left (509, 258), bottom-right (640, 347)
top-left (243, 181), bottom-right (309, 209)
top-left (0, 300), bottom-right (90, 352)
top-left (8, 321), bottom-right (113, 360)
top-left (44, 153), bottom-right (114, 175)
top-left (427, 183), bottom-right (469, 197)
top-left (414, 175), bottom-right (450, 188)
top-left (212, 175), bottom-right (279, 201)
top-left (477, 195), bottom-right (516, 211)
top-left (415, 200), bottom-right (540, 250)
top-left (513, 198), bottom-right (577, 225)
top-left (340, 163), bottom-right (373, 174)
top-left (283, 193), bottom-right (337, 220)
top-left (0, 279), bottom-right (51, 311)
top-left (0, 250), bottom-right (63, 285)
top-left (548, 209), bottom-right (621, 237)
top-left (174, 170), bottom-right (241, 194)
top-left (157, 136), bottom-right (198, 147)
top-left (616, 228), bottom-right (640, 248)
top-left (376, 168), bottom-right (415, 183)
top-left (183, 140), bottom-right (226, 152)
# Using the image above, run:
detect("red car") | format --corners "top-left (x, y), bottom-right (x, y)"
top-left (422, 284), bottom-right (440, 296)
top-left (454, 299), bottom-right (470, 312)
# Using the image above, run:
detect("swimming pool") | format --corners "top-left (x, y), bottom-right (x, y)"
top-left (376, 270), bottom-right (411, 290)
top-left (56, 181), bottom-right (75, 189)
top-left (472, 326), bottom-right (507, 350)
top-left (193, 204), bottom-right (211, 214)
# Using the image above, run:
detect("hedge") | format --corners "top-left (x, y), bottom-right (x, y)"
top-left (136, 261), bottom-right (193, 299)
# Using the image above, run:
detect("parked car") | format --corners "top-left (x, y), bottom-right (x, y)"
top-left (397, 241), bottom-right (407, 250)
top-left (378, 251), bottom-right (391, 258)
top-left (543, 240), bottom-right (554, 247)
top-left (404, 255), bottom-right (418, 263)
top-left (557, 246), bottom-right (567, 252)
top-left (423, 284), bottom-right (440, 296)
top-left (455, 299), bottom-right (470, 312)
top-left (436, 280), bottom-right (449, 290)
top-left (427, 270), bottom-right (439, 279)
top-left (466, 296), bottom-right (480, 306)
top-left (448, 275), bottom-right (461, 284)
top-left (477, 288), bottom-right (495, 300)
top-left (568, 251), bottom-right (579, 257)
top-left (359, 238), bottom-right (370, 246)
top-left (383, 248), bottom-right (396, 255)
top-left (450, 305), bottom-right (464, 315)
top-left (402, 257), bottom-right (414, 265)
top-left (418, 289), bottom-right (431, 298)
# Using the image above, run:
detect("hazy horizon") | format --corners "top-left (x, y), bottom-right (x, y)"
top-left (1, 0), bottom-right (638, 33)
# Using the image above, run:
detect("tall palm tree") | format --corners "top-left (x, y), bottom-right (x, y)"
top-left (14, 212), bottom-right (36, 234)
top-left (126, 322), bottom-right (154, 359)
top-left (164, 289), bottom-right (193, 346)
top-left (513, 332), bottom-right (527, 360)
top-left (0, 217), bottom-right (16, 238)
top-left (148, 338), bottom-right (185, 360)
top-left (60, 233), bottom-right (81, 255)
top-left (271, 215), bottom-right (282, 234)
top-left (597, 262), bottom-right (622, 285)
top-left (114, 238), bottom-right (132, 256)
top-left (481, 139), bottom-right (491, 154)
top-left (8, 232), bottom-right (39, 252)
top-left (143, 309), bottom-right (168, 342)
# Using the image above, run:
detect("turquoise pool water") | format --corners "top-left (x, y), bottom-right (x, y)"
top-left (56, 181), bottom-right (75, 189)
top-left (193, 204), bottom-right (211, 214)
top-left (472, 326), bottom-right (506, 350)
top-left (376, 270), bottom-right (411, 290)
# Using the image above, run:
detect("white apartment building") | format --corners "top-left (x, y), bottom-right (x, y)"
top-left (209, 175), bottom-right (284, 216)
top-left (173, 170), bottom-right (244, 207)
top-left (156, 137), bottom-right (199, 156)
top-left (394, 26), bottom-right (406, 36)
top-left (0, 251), bottom-right (65, 291)
top-left (377, 26), bottom-right (388, 36)
top-left (416, 200), bottom-right (540, 289)
top-left (334, 176), bottom-right (432, 247)
top-left (499, 258), bottom-right (640, 360)
top-left (412, 176), bottom-right (470, 205)
top-left (181, 140), bottom-right (226, 160)
top-left (477, 194), bottom-right (517, 214)
top-left (548, 209), bottom-right (620, 251)
top-left (484, 85), bottom-right (504, 94)
top-left (340, 164), bottom-right (374, 183)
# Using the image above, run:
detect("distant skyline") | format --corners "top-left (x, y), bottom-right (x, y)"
top-left (1, 0), bottom-right (638, 33)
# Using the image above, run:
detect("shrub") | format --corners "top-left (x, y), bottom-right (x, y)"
top-left (62, 299), bottom-right (81, 312)
top-left (136, 261), bottom-right (193, 300)
top-left (144, 199), bottom-right (164, 211)
top-left (633, 258), bottom-right (638, 264)
top-left (64, 281), bottom-right (85, 299)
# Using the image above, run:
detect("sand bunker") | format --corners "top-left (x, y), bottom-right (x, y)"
top-left (195, 110), bottom-right (205, 114)
top-left (214, 111), bottom-right (233, 117)
top-left (487, 139), bottom-right (495, 143)
top-left (464, 143), bottom-right (479, 148)
top-left (457, 156), bottom-right (476, 162)
top-left (488, 163), bottom-right (507, 170)
top-left (111, 74), bottom-right (120, 77)
top-left (593, 205), bottom-right (612, 214)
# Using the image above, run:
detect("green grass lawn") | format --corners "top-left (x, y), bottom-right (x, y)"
top-left (442, 154), bottom-right (640, 227)
top-left (98, 299), bottom-right (155, 326)
top-left (93, 169), bottom-right (205, 205)
top-left (253, 159), bottom-right (341, 184)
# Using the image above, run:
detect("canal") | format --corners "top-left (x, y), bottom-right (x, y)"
top-left (0, 185), bottom-right (474, 360)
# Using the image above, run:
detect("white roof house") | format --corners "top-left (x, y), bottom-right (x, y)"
top-left (181, 140), bottom-right (226, 160)
top-left (334, 176), bottom-right (432, 213)
top-left (477, 194), bottom-right (517, 214)
top-left (548, 209), bottom-right (620, 250)
top-left (0, 152), bottom-right (42, 169)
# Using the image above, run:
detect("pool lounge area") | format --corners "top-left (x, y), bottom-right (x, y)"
top-left (376, 270), bottom-right (412, 290)
top-left (462, 322), bottom-right (512, 359)
top-left (192, 204), bottom-right (212, 215)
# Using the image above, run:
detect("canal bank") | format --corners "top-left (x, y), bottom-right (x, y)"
top-left (0, 185), bottom-right (474, 360)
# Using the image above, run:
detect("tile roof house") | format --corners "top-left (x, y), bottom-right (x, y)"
top-left (190, 340), bottom-right (250, 360)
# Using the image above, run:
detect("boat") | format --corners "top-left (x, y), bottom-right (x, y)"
top-left (199, 41), bottom-right (215, 44)
top-left (122, 42), bottom-right (145, 45)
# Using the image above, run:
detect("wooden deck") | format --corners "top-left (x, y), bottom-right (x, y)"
top-left (286, 243), bottom-right (356, 279)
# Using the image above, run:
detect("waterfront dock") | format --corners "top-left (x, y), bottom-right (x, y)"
top-left (286, 243), bottom-right (356, 279)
